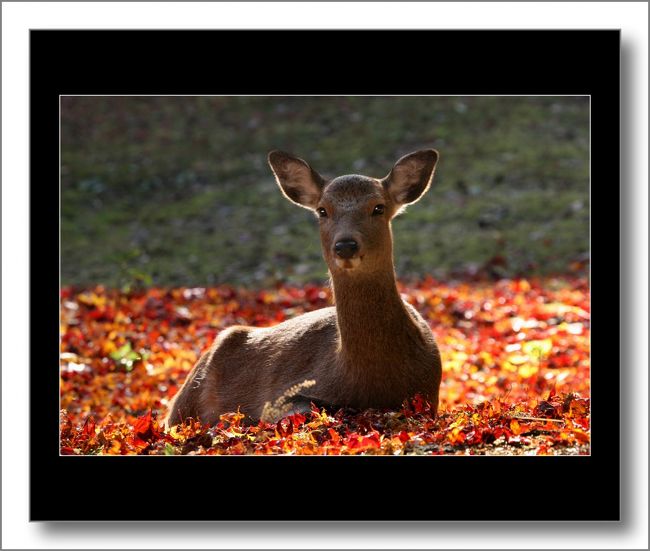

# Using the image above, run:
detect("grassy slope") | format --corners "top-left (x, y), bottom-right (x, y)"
top-left (61, 96), bottom-right (589, 287)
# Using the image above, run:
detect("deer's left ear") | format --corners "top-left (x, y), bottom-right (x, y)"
top-left (382, 149), bottom-right (438, 205)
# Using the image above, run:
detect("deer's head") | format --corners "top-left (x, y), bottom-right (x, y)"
top-left (269, 149), bottom-right (438, 275)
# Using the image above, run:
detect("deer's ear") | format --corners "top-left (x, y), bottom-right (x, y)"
top-left (382, 149), bottom-right (438, 205)
top-left (268, 151), bottom-right (325, 209)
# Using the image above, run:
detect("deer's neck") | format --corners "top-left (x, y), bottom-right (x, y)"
top-left (330, 268), bottom-right (419, 368)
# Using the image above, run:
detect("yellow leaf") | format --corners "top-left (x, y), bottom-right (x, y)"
top-left (522, 339), bottom-right (553, 359)
top-left (518, 364), bottom-right (539, 378)
top-left (507, 353), bottom-right (528, 365)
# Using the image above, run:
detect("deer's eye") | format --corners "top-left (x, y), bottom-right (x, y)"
top-left (372, 204), bottom-right (385, 216)
top-left (317, 207), bottom-right (328, 218)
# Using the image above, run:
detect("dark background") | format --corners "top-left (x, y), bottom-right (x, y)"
top-left (61, 95), bottom-right (589, 288)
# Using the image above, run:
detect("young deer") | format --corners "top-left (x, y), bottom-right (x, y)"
top-left (165, 149), bottom-right (442, 426)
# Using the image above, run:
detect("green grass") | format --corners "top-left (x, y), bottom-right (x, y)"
top-left (61, 96), bottom-right (589, 287)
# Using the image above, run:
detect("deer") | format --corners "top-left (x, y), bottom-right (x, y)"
top-left (164, 149), bottom-right (443, 427)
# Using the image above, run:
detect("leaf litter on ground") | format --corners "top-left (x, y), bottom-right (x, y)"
top-left (60, 277), bottom-right (590, 455)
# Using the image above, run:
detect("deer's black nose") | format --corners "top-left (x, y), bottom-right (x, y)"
top-left (334, 239), bottom-right (358, 259)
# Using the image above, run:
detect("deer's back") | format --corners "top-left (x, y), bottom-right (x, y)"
top-left (190, 307), bottom-right (339, 422)
top-left (168, 302), bottom-right (440, 425)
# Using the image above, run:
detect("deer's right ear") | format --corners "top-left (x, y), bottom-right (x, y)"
top-left (268, 151), bottom-right (325, 210)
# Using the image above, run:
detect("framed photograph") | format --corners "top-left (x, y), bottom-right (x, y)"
top-left (33, 29), bottom-right (620, 521)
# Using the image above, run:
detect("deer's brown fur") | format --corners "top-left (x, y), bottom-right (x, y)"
top-left (165, 149), bottom-right (443, 426)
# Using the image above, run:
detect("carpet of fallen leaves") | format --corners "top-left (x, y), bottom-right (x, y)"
top-left (60, 277), bottom-right (590, 456)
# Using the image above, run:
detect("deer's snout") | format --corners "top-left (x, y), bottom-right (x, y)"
top-left (334, 239), bottom-right (359, 259)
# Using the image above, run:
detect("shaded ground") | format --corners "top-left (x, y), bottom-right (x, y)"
top-left (61, 96), bottom-right (589, 288)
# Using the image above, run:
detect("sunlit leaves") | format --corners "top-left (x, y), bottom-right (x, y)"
top-left (60, 277), bottom-right (590, 455)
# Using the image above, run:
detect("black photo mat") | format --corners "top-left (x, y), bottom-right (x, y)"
top-left (32, 30), bottom-right (620, 521)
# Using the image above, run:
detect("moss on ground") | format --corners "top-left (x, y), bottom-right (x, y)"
top-left (61, 96), bottom-right (589, 287)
